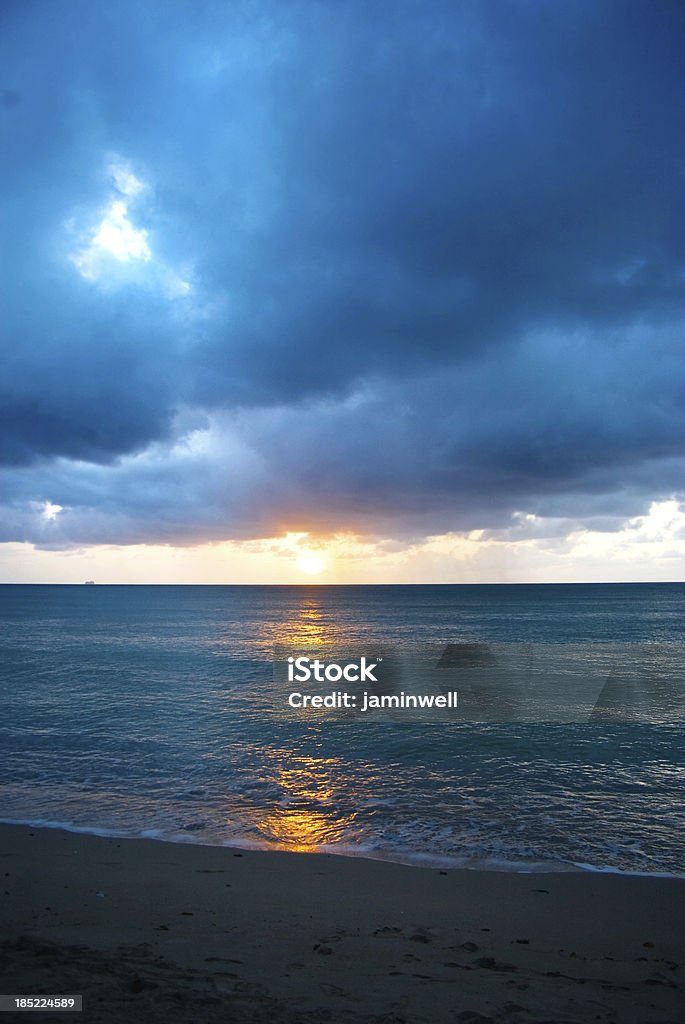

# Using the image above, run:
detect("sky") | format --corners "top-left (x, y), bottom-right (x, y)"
top-left (1, 0), bottom-right (684, 583)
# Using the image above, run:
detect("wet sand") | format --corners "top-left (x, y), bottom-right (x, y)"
top-left (1, 824), bottom-right (683, 1023)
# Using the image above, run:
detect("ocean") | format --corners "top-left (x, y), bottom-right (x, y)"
top-left (1, 583), bottom-right (683, 876)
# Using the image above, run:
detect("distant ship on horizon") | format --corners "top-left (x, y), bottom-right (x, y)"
top-left (84, 580), bottom-right (95, 585)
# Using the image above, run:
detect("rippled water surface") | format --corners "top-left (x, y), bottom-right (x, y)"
top-left (1, 583), bottom-right (684, 875)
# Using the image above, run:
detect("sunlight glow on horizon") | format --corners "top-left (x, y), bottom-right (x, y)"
top-left (297, 551), bottom-right (326, 576)
top-left (0, 500), bottom-right (683, 585)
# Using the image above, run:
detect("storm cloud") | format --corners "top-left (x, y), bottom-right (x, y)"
top-left (1, 0), bottom-right (683, 548)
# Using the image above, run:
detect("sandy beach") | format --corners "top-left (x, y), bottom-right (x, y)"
top-left (0, 825), bottom-right (683, 1023)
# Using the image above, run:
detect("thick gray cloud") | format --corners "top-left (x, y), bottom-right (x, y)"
top-left (0, 0), bottom-right (683, 546)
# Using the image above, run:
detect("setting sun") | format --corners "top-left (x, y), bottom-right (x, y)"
top-left (297, 551), bottom-right (325, 576)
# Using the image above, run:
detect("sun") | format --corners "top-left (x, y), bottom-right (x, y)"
top-left (297, 551), bottom-right (325, 576)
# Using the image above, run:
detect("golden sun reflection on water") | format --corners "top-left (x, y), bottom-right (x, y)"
top-left (254, 754), bottom-right (355, 852)
top-left (237, 596), bottom-right (356, 850)
top-left (272, 597), bottom-right (331, 648)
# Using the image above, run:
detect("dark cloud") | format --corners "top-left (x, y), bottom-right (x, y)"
top-left (0, 0), bottom-right (683, 545)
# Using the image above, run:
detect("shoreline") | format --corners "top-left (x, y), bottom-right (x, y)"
top-left (1, 823), bottom-right (684, 1023)
top-left (4, 817), bottom-right (683, 881)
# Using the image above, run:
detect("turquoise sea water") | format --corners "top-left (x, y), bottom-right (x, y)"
top-left (0, 583), bottom-right (684, 875)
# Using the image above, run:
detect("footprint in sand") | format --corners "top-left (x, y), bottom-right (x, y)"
top-left (476, 956), bottom-right (518, 973)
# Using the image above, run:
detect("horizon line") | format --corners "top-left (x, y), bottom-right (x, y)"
top-left (0, 581), bottom-right (682, 588)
